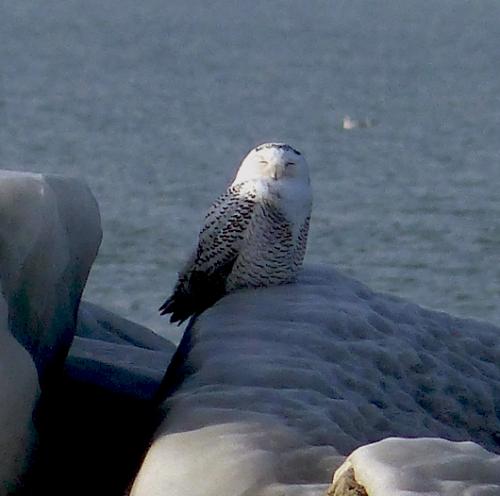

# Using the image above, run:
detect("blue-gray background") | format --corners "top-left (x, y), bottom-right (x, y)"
top-left (3, 1), bottom-right (500, 342)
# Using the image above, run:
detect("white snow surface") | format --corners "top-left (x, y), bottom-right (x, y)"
top-left (0, 170), bottom-right (102, 493)
top-left (132, 265), bottom-right (500, 496)
top-left (335, 437), bottom-right (500, 495)
top-left (0, 288), bottom-right (39, 494)
top-left (0, 170), bottom-right (102, 387)
top-left (77, 301), bottom-right (175, 352)
top-left (68, 301), bottom-right (176, 399)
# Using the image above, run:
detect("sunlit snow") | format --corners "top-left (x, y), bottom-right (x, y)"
top-left (333, 437), bottom-right (500, 496)
top-left (132, 266), bottom-right (500, 495)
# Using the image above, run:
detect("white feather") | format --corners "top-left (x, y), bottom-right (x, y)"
top-left (161, 143), bottom-right (313, 322)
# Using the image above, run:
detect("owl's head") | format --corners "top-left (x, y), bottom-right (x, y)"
top-left (233, 143), bottom-right (310, 185)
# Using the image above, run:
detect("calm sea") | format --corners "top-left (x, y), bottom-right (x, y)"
top-left (3, 1), bottom-right (500, 342)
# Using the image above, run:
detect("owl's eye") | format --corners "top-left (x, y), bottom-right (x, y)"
top-left (285, 162), bottom-right (295, 167)
top-left (259, 160), bottom-right (268, 165)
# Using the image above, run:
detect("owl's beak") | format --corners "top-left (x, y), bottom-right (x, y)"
top-left (271, 163), bottom-right (285, 180)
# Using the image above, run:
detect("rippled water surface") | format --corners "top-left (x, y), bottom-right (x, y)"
top-left (3, 1), bottom-right (500, 341)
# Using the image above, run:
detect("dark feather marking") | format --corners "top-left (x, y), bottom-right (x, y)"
top-left (254, 143), bottom-right (301, 156)
top-left (159, 257), bottom-right (237, 325)
top-left (160, 184), bottom-right (256, 324)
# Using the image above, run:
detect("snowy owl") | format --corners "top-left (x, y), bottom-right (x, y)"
top-left (160, 143), bottom-right (312, 324)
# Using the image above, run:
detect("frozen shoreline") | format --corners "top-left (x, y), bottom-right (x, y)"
top-left (133, 265), bottom-right (500, 496)
top-left (0, 170), bottom-right (499, 495)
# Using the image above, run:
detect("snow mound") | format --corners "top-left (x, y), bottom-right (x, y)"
top-left (132, 265), bottom-right (500, 496)
top-left (0, 170), bottom-right (101, 492)
top-left (76, 301), bottom-right (174, 351)
top-left (0, 288), bottom-right (39, 493)
top-left (331, 437), bottom-right (500, 496)
top-left (0, 170), bottom-right (102, 388)
top-left (67, 301), bottom-right (176, 399)
top-left (31, 300), bottom-right (176, 494)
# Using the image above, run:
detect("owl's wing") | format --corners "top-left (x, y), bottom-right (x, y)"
top-left (159, 184), bottom-right (256, 324)
top-left (294, 216), bottom-right (310, 269)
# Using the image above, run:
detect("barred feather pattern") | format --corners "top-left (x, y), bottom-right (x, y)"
top-left (226, 203), bottom-right (309, 291)
top-left (195, 182), bottom-right (256, 273)
top-left (161, 180), bottom-right (310, 323)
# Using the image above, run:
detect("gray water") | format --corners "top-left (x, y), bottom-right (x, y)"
top-left (3, 1), bottom-right (500, 342)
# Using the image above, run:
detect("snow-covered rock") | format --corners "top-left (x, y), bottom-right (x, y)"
top-left (329, 437), bottom-right (500, 496)
top-left (0, 170), bottom-right (102, 388)
top-left (67, 301), bottom-right (176, 399)
top-left (131, 265), bottom-right (500, 496)
top-left (0, 288), bottom-right (39, 494)
top-left (76, 300), bottom-right (175, 351)
top-left (0, 170), bottom-right (101, 493)
top-left (30, 301), bottom-right (176, 495)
